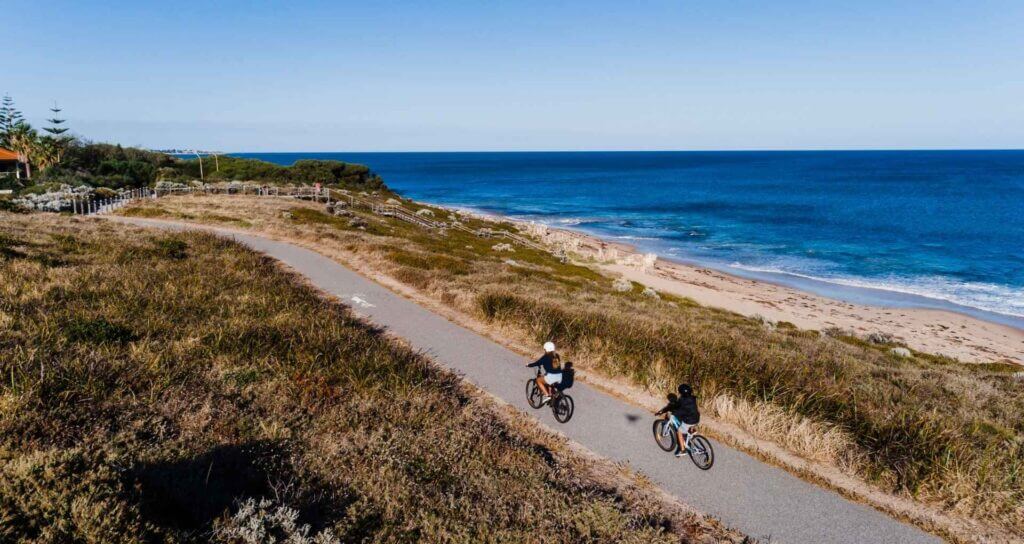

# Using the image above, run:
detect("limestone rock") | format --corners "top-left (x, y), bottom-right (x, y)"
top-left (866, 332), bottom-right (895, 345)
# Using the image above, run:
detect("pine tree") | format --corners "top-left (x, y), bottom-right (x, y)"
top-left (0, 94), bottom-right (24, 145)
top-left (39, 102), bottom-right (72, 168)
top-left (44, 102), bottom-right (69, 137)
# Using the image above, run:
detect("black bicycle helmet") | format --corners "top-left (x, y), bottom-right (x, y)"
top-left (677, 384), bottom-right (693, 396)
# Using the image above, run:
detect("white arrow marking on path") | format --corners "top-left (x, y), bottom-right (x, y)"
top-left (351, 295), bottom-right (376, 308)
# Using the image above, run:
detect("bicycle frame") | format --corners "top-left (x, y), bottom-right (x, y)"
top-left (664, 417), bottom-right (692, 445)
top-left (663, 417), bottom-right (704, 450)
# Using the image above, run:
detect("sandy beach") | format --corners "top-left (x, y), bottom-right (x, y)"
top-left (608, 260), bottom-right (1024, 364)
top-left (496, 215), bottom-right (1024, 365)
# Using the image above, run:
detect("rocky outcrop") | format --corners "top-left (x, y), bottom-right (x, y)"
top-left (13, 185), bottom-right (94, 212)
top-left (325, 201), bottom-right (351, 216)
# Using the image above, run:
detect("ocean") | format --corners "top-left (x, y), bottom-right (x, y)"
top-left (235, 151), bottom-right (1024, 329)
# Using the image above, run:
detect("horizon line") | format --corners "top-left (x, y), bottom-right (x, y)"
top-left (215, 147), bottom-right (1024, 154)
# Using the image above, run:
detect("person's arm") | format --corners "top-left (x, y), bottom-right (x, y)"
top-left (655, 404), bottom-right (669, 416)
top-left (527, 355), bottom-right (544, 367)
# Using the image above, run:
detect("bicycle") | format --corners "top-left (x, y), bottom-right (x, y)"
top-left (653, 416), bottom-right (714, 470)
top-left (526, 369), bottom-right (574, 423)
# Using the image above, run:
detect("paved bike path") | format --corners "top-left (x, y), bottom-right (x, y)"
top-left (121, 218), bottom-right (939, 543)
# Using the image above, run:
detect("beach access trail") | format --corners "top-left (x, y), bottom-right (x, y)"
top-left (115, 217), bottom-right (939, 544)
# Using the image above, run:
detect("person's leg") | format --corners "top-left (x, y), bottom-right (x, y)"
top-left (670, 416), bottom-right (684, 456)
top-left (546, 374), bottom-right (562, 398)
top-left (677, 423), bottom-right (691, 453)
top-left (536, 376), bottom-right (549, 397)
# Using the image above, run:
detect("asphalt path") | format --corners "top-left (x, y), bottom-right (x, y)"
top-left (120, 218), bottom-right (940, 543)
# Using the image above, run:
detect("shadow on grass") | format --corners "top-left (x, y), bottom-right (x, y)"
top-left (132, 440), bottom-right (289, 533)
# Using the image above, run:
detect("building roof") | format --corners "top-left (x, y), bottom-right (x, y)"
top-left (0, 148), bottom-right (18, 161)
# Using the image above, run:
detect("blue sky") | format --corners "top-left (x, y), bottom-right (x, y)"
top-left (8, 1), bottom-right (1024, 151)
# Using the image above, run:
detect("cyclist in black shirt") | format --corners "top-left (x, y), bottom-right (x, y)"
top-left (655, 384), bottom-right (700, 457)
top-left (526, 341), bottom-right (562, 404)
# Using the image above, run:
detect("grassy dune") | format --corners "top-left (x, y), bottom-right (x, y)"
top-left (0, 213), bottom-right (740, 543)
top-left (117, 194), bottom-right (1024, 538)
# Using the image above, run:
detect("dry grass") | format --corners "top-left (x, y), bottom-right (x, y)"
top-left (115, 194), bottom-right (1024, 538)
top-left (706, 393), bottom-right (862, 470)
top-left (0, 212), bottom-right (743, 543)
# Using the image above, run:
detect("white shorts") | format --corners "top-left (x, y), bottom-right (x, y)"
top-left (669, 415), bottom-right (693, 434)
top-left (543, 372), bottom-right (563, 385)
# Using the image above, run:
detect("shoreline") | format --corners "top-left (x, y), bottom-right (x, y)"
top-left (456, 205), bottom-right (1024, 328)
top-left (447, 204), bottom-right (1024, 364)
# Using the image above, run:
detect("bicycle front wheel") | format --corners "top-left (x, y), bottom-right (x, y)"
top-left (553, 394), bottom-right (574, 423)
top-left (688, 434), bottom-right (714, 470)
top-left (526, 379), bottom-right (544, 409)
top-left (653, 419), bottom-right (676, 452)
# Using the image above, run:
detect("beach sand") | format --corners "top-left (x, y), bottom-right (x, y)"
top-left (496, 215), bottom-right (1024, 365)
top-left (607, 260), bottom-right (1024, 364)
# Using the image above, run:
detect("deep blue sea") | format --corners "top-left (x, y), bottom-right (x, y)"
top-left (235, 151), bottom-right (1024, 328)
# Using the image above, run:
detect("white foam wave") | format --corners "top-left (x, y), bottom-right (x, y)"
top-left (727, 263), bottom-right (1024, 318)
top-left (609, 235), bottom-right (660, 241)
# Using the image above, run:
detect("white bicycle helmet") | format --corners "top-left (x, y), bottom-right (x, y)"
top-left (543, 341), bottom-right (556, 353)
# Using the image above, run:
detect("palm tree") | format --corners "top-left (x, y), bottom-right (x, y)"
top-left (6, 122), bottom-right (38, 180)
top-left (34, 137), bottom-right (60, 172)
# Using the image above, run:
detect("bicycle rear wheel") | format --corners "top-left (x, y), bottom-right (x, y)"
top-left (652, 419), bottom-right (676, 452)
top-left (688, 434), bottom-right (714, 470)
top-left (526, 379), bottom-right (544, 409)
top-left (553, 394), bottom-right (574, 423)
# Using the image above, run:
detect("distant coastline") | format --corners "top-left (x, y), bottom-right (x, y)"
top-left (453, 202), bottom-right (1024, 332)
top-left (437, 203), bottom-right (1024, 364)
top-left (235, 150), bottom-right (1024, 332)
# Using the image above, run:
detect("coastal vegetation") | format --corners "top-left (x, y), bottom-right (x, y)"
top-left (0, 213), bottom-right (738, 543)
top-left (31, 142), bottom-right (384, 191)
top-left (119, 194), bottom-right (1024, 539)
top-left (0, 93), bottom-right (384, 194)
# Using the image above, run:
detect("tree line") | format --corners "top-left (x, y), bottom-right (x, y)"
top-left (0, 94), bottom-right (386, 192)
top-left (1, 95), bottom-right (70, 179)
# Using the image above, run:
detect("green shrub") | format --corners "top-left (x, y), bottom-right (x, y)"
top-left (64, 317), bottom-right (137, 345)
top-left (153, 238), bottom-right (188, 259)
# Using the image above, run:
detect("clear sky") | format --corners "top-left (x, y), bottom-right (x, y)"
top-left (8, 1), bottom-right (1024, 151)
